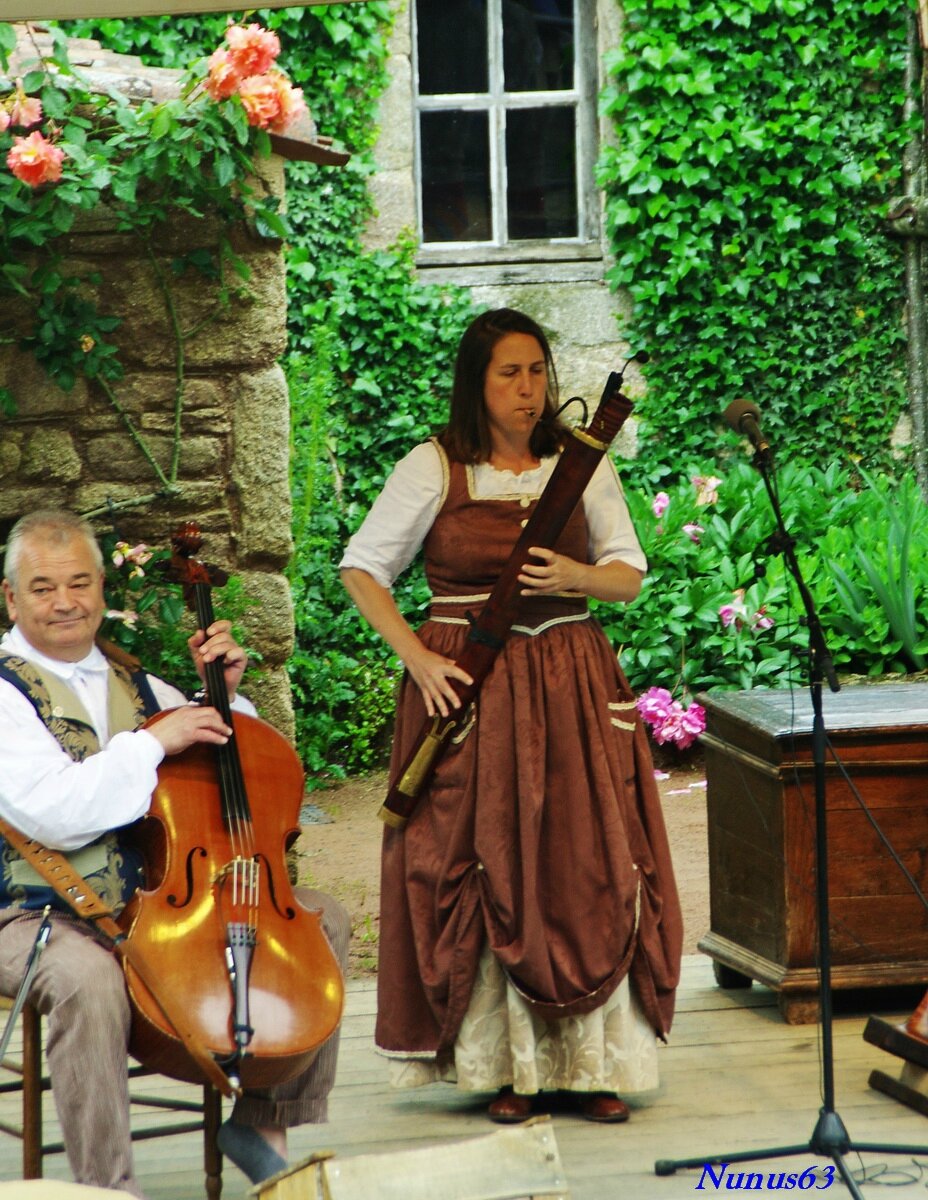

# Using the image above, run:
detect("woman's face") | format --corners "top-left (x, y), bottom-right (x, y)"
top-left (482, 332), bottom-right (547, 446)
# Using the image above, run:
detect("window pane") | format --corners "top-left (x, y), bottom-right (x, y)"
top-left (506, 106), bottom-right (577, 239)
top-left (416, 0), bottom-right (488, 95)
top-left (421, 110), bottom-right (492, 242)
top-left (503, 0), bottom-right (574, 93)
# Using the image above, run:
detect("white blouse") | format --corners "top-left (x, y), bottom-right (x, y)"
top-left (340, 441), bottom-right (647, 589)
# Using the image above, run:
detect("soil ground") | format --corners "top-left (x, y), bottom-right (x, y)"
top-left (295, 752), bottom-right (709, 978)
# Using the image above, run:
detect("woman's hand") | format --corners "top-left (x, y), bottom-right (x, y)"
top-left (404, 643), bottom-right (473, 719)
top-left (188, 619), bottom-right (248, 701)
top-left (518, 547), bottom-right (643, 603)
top-left (518, 547), bottom-right (585, 594)
top-left (340, 567), bottom-right (473, 719)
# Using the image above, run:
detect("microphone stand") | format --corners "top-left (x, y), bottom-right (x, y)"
top-left (654, 443), bottom-right (928, 1196)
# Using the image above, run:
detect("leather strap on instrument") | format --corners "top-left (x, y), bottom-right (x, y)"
top-left (0, 816), bottom-right (239, 1098)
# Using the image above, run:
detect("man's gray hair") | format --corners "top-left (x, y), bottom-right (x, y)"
top-left (3, 510), bottom-right (104, 590)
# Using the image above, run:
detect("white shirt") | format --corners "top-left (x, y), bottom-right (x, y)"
top-left (0, 626), bottom-right (254, 852)
top-left (339, 441), bottom-right (647, 588)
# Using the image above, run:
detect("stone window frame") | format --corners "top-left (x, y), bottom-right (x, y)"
top-left (413, 0), bottom-right (602, 278)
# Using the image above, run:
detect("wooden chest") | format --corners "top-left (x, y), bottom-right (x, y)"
top-left (696, 683), bottom-right (928, 1023)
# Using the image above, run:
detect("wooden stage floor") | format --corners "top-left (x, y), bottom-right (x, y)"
top-left (1, 954), bottom-right (927, 1200)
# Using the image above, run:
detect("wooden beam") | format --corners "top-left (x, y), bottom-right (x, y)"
top-left (2, 1), bottom-right (363, 18)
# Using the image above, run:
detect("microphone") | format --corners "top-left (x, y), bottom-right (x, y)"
top-left (724, 398), bottom-right (772, 462)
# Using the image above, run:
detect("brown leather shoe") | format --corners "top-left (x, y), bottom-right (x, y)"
top-left (579, 1092), bottom-right (630, 1123)
top-left (488, 1087), bottom-right (535, 1124)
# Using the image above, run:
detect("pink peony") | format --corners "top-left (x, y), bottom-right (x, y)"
top-left (6, 131), bottom-right (65, 187)
top-left (225, 23), bottom-right (281, 78)
top-left (752, 607), bottom-right (775, 631)
top-left (692, 474), bottom-right (722, 506)
top-left (719, 589), bottom-right (748, 628)
top-left (636, 686), bottom-right (674, 724)
top-left (0, 109), bottom-right (9, 134)
top-left (651, 491), bottom-right (670, 518)
top-left (639, 688), bottom-right (706, 751)
top-left (205, 48), bottom-right (242, 101)
top-left (719, 589), bottom-right (775, 632)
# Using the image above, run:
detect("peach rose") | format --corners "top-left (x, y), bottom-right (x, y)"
top-left (204, 48), bottom-right (242, 101)
top-left (9, 83), bottom-right (42, 129)
top-left (264, 71), bottom-right (306, 134)
top-left (7, 131), bottom-right (65, 187)
top-left (225, 24), bottom-right (280, 78)
top-left (237, 74), bottom-right (283, 130)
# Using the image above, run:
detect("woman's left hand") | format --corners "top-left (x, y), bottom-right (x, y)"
top-left (189, 619), bottom-right (248, 701)
top-left (518, 547), bottom-right (585, 595)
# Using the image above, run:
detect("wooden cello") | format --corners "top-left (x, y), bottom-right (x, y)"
top-left (117, 523), bottom-right (344, 1095)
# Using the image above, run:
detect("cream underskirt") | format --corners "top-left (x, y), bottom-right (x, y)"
top-left (385, 944), bottom-right (660, 1096)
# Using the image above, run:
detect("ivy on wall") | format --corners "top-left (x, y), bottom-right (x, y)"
top-left (598, 0), bottom-right (914, 485)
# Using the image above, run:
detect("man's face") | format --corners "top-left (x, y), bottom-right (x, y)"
top-left (2, 533), bottom-right (106, 663)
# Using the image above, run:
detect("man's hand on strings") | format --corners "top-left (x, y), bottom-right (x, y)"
top-left (188, 619), bottom-right (248, 700)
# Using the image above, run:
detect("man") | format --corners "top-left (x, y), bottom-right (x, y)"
top-left (0, 510), bottom-right (349, 1197)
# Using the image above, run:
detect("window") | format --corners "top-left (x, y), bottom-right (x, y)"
top-left (414, 0), bottom-right (598, 260)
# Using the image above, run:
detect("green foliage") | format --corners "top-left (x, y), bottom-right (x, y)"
top-left (598, 0), bottom-right (912, 483)
top-left (819, 468), bottom-right (928, 673)
top-left (604, 456), bottom-right (928, 702)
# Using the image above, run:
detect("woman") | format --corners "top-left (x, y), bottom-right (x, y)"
top-left (340, 308), bottom-right (681, 1123)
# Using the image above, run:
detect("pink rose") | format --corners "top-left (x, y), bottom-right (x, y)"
top-left (225, 23), bottom-right (281, 78)
top-left (6, 131), bottom-right (65, 187)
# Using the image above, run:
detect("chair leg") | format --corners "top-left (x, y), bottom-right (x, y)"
top-left (21, 1004), bottom-right (42, 1179)
top-left (203, 1083), bottom-right (222, 1200)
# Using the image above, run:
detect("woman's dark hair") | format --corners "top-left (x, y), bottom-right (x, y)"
top-left (438, 308), bottom-right (568, 463)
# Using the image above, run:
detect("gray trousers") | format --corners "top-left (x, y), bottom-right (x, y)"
top-left (0, 887), bottom-right (350, 1197)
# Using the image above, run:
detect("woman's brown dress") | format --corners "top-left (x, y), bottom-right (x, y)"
top-left (375, 449), bottom-right (683, 1074)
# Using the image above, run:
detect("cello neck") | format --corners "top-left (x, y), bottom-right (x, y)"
top-left (190, 580), bottom-right (251, 828)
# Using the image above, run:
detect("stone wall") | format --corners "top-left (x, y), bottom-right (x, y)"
top-left (0, 158), bottom-right (298, 738)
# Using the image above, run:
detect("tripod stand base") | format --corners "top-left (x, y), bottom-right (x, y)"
top-left (654, 1107), bottom-right (928, 1199)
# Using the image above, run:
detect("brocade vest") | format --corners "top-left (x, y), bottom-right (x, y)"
top-left (0, 651), bottom-right (159, 915)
